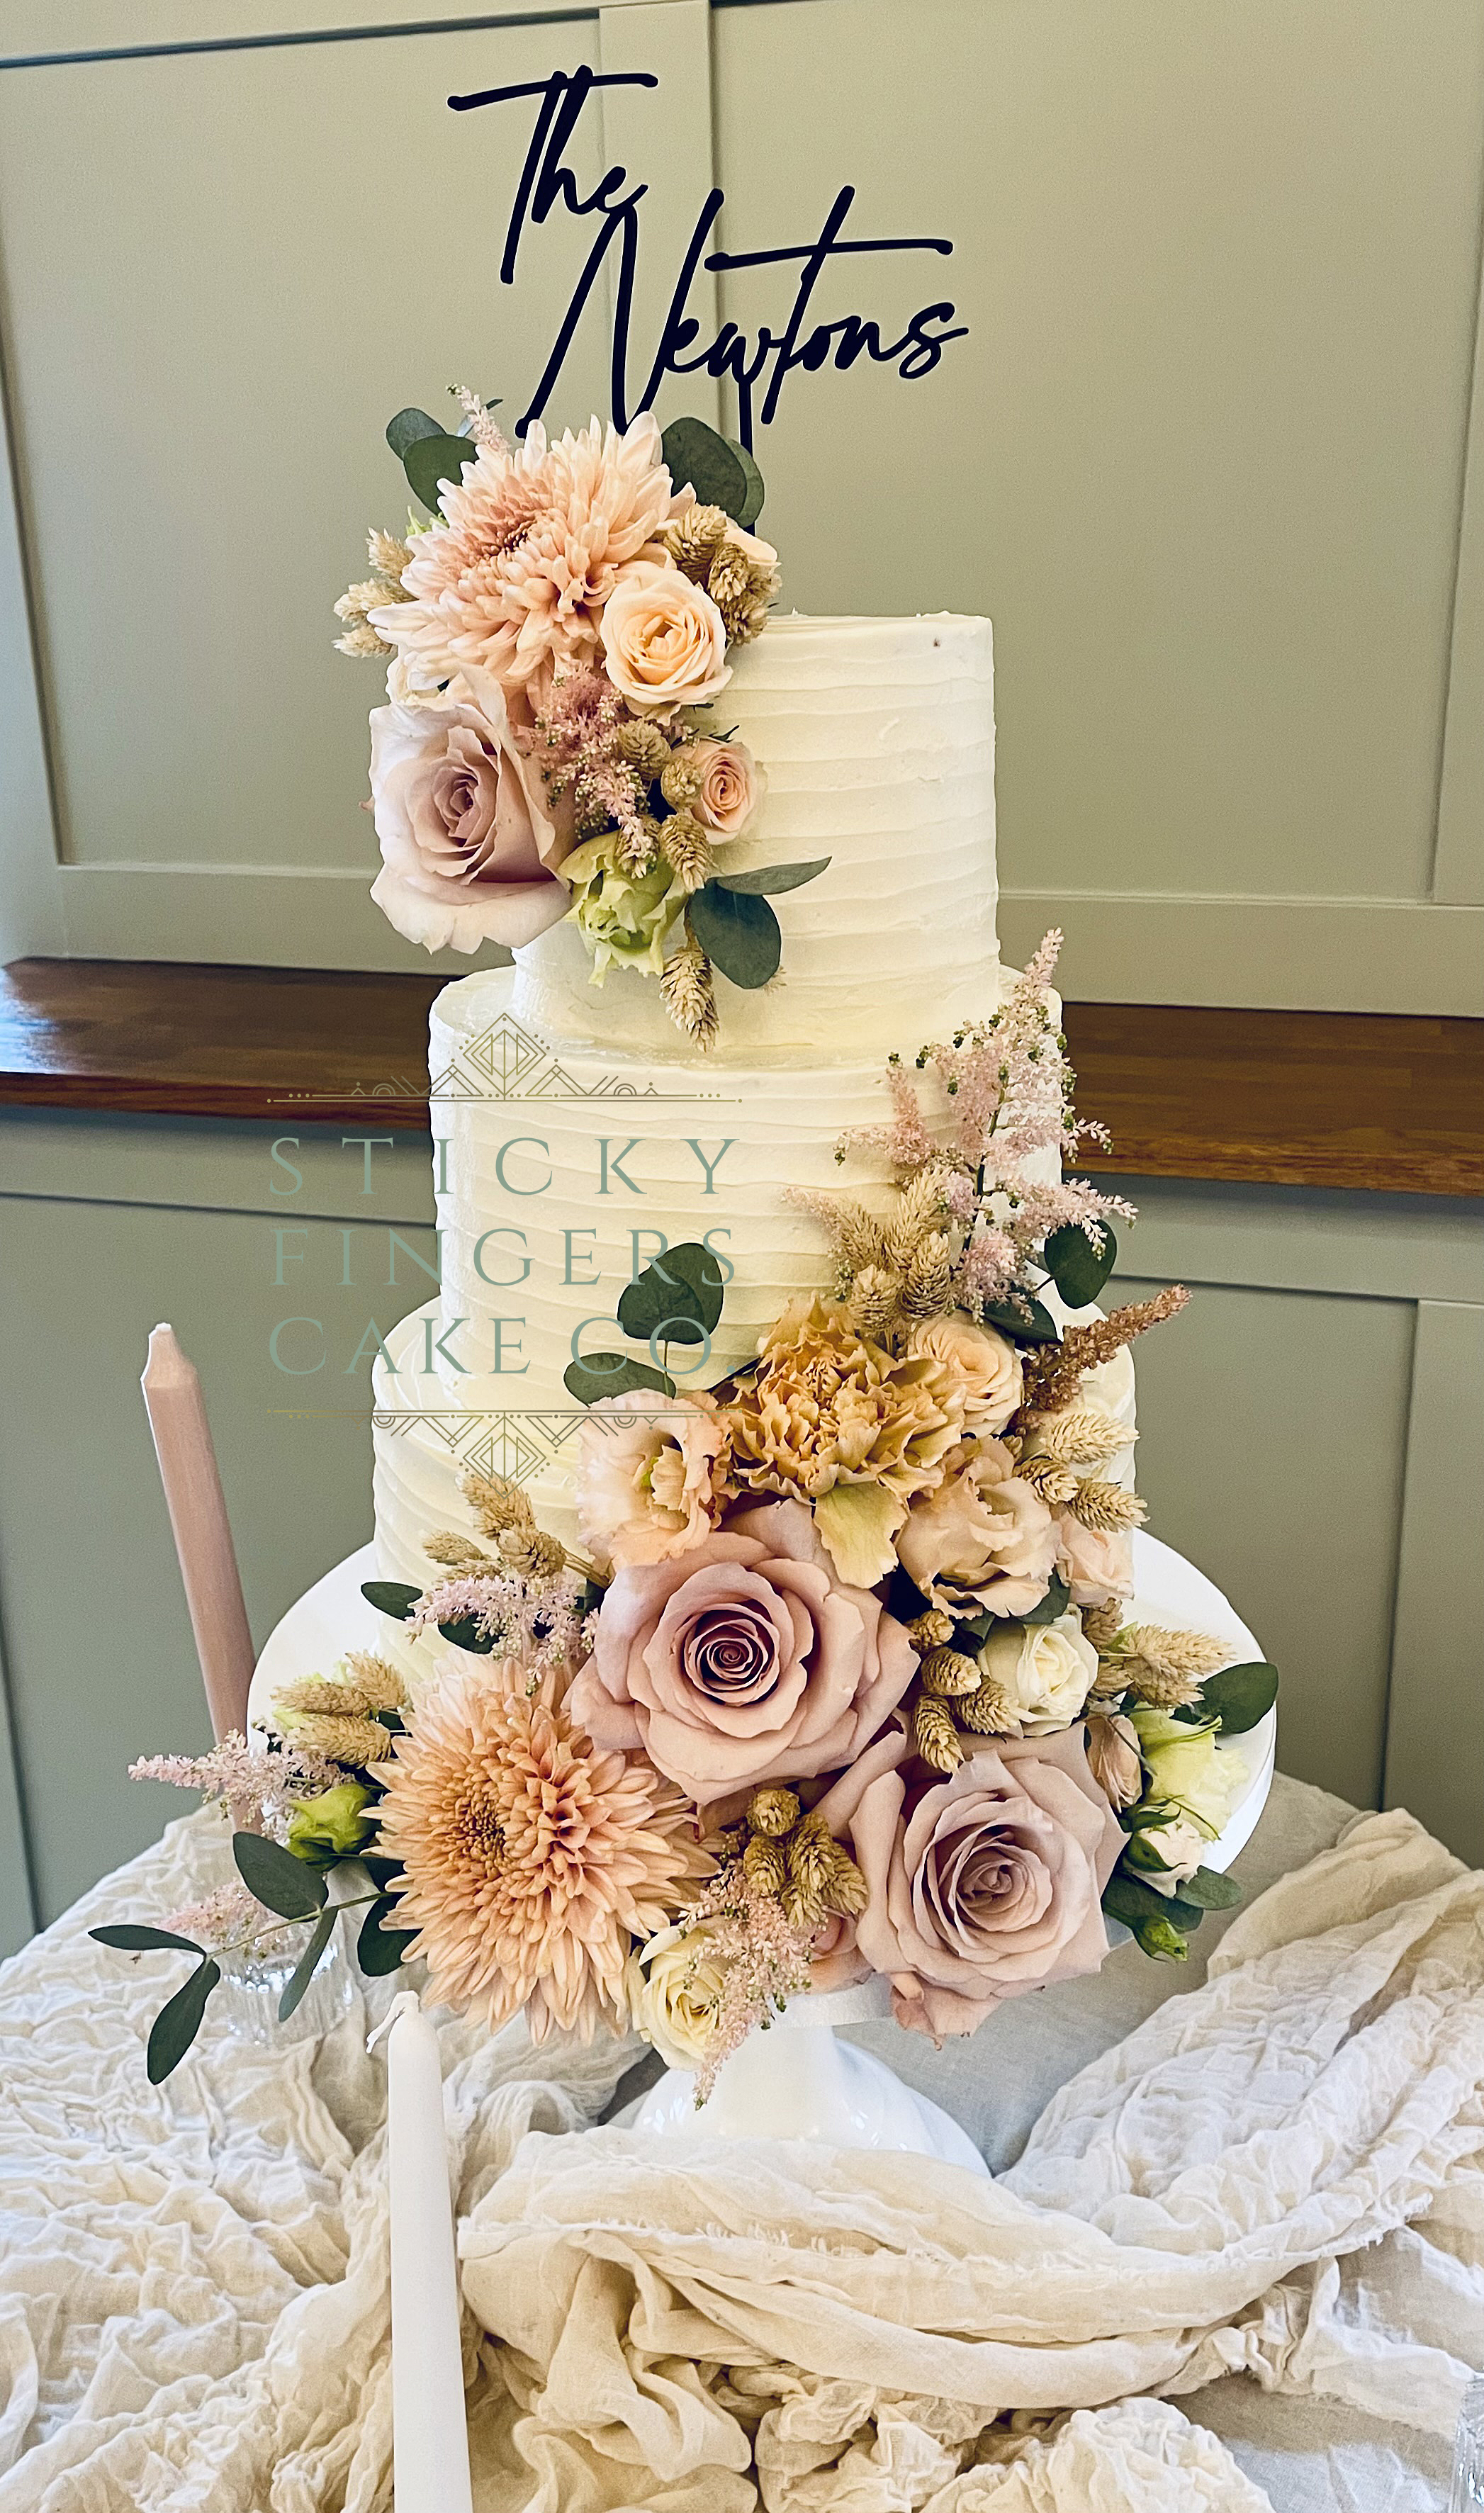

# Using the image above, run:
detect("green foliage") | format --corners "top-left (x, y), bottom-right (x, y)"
top-left (401, 429), bottom-right (477, 512)
top-left (689, 883), bottom-right (782, 989)
top-left (358, 1898), bottom-right (417, 1976)
top-left (1194, 1661), bottom-right (1279, 1736)
top-left (146, 1957), bottom-right (221, 2082)
top-left (91, 1923), bottom-right (205, 1955)
top-left (436, 1614), bottom-right (497, 1655)
top-left (660, 415), bottom-right (765, 523)
top-left (1042, 1221), bottom-right (1117, 1308)
top-left (232, 1831), bottom-right (327, 1921)
top-left (361, 1580), bottom-right (422, 1621)
top-left (277, 1906), bottom-right (337, 2023)
top-left (980, 1294), bottom-right (1060, 1345)
top-left (1021, 1574), bottom-right (1073, 1626)
top-left (729, 438), bottom-right (766, 529)
top-left (563, 1352), bottom-right (677, 1404)
top-left (617, 1241), bottom-right (725, 1347)
top-left (715, 858), bottom-right (830, 896)
top-left (385, 407), bottom-right (443, 461)
top-left (1103, 1865), bottom-right (1205, 1938)
top-left (1177, 1865), bottom-right (1244, 1910)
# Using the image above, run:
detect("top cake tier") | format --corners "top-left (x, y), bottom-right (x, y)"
top-left (510, 612), bottom-right (999, 1064)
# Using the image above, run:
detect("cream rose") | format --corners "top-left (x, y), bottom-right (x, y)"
top-left (629, 1917), bottom-right (729, 2067)
top-left (904, 1316), bottom-right (1022, 1440)
top-left (600, 561), bottom-right (731, 714)
top-left (977, 1612), bottom-right (1098, 1736)
top-left (685, 738), bottom-right (762, 841)
top-left (367, 672), bottom-right (568, 952)
top-left (896, 1439), bottom-right (1057, 1617)
top-left (846, 1727), bottom-right (1125, 2038)
top-left (575, 1389), bottom-right (731, 1570)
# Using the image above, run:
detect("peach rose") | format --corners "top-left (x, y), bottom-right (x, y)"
top-left (1054, 1512), bottom-right (1135, 1609)
top-left (903, 1317), bottom-right (1022, 1440)
top-left (685, 738), bottom-right (762, 841)
top-left (896, 1439), bottom-right (1057, 1617)
top-left (600, 561), bottom-right (731, 714)
top-left (367, 670), bottom-right (567, 952)
top-left (846, 1727), bottom-right (1125, 2038)
top-left (575, 1389), bottom-right (731, 1571)
top-left (568, 1496), bottom-right (915, 1805)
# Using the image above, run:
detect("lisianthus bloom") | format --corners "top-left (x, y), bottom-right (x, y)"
top-left (575, 1388), bottom-right (733, 1570)
top-left (567, 1495), bottom-right (915, 1806)
top-left (563, 836), bottom-right (676, 980)
top-left (976, 1612), bottom-right (1098, 1736)
top-left (843, 1726), bottom-right (1125, 2038)
top-left (368, 670), bottom-right (568, 952)
top-left (1125, 1707), bottom-right (1242, 1894)
top-left (375, 1660), bottom-right (708, 2039)
top-left (896, 1439), bottom-right (1057, 1617)
top-left (1054, 1511), bottom-right (1136, 1610)
top-left (370, 412), bottom-right (687, 696)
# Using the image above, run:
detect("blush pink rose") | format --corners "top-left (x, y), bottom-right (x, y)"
top-left (1054, 1511), bottom-right (1135, 1609)
top-left (845, 1726), bottom-right (1124, 2039)
top-left (367, 668), bottom-right (568, 952)
top-left (568, 1496), bottom-right (915, 1806)
top-left (685, 738), bottom-right (762, 841)
top-left (896, 1439), bottom-right (1057, 1617)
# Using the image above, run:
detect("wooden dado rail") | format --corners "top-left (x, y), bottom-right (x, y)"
top-left (1, 957), bottom-right (1480, 1197)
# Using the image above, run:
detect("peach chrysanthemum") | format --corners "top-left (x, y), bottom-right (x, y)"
top-left (371, 413), bottom-right (688, 699)
top-left (376, 1658), bottom-right (709, 2041)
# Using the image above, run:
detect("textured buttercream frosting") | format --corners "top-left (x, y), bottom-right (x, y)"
top-left (509, 612), bottom-right (999, 1062)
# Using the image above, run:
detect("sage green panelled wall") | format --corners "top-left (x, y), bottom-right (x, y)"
top-left (1, 0), bottom-right (1484, 999)
top-left (0, 1113), bottom-right (1480, 1954)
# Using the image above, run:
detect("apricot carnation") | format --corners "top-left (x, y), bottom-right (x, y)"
top-left (371, 413), bottom-right (687, 697)
top-left (376, 1660), bottom-right (708, 2040)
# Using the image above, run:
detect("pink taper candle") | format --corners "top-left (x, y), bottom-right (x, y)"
top-left (140, 1324), bottom-right (256, 1741)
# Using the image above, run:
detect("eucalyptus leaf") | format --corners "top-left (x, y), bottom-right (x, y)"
top-left (1103, 1870), bottom-right (1205, 1935)
top-left (1179, 1865), bottom-right (1245, 1910)
top-left (1043, 1220), bottom-right (1117, 1308)
top-left (232, 1831), bottom-right (327, 1921)
top-left (689, 884), bottom-right (781, 989)
top-left (714, 857), bottom-right (829, 897)
top-left (437, 1615), bottom-right (496, 1655)
top-left (147, 1957), bottom-right (221, 2083)
top-left (358, 1898), bottom-right (417, 1977)
top-left (617, 1241), bottom-right (725, 1346)
top-left (91, 1923), bottom-right (205, 1956)
top-left (1021, 1574), bottom-right (1072, 1627)
top-left (1196, 1660), bottom-right (1279, 1736)
top-left (277, 1906), bottom-right (336, 2023)
top-left (980, 1294), bottom-right (1060, 1346)
top-left (563, 1352), bottom-right (677, 1404)
top-left (403, 430), bottom-right (476, 512)
top-left (385, 406), bottom-right (442, 461)
top-left (726, 436), bottom-right (766, 529)
top-left (661, 415), bottom-right (748, 519)
top-left (361, 1580), bottom-right (422, 1621)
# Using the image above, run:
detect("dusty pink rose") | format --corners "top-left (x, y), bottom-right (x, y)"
top-left (896, 1439), bottom-right (1057, 1617)
top-left (845, 1727), bottom-right (1124, 2038)
top-left (600, 561), bottom-right (731, 714)
top-left (575, 1388), bottom-right (731, 1571)
top-left (685, 738), bottom-right (761, 841)
top-left (368, 670), bottom-right (567, 952)
top-left (567, 1497), bottom-right (915, 1805)
top-left (1054, 1511), bottom-right (1135, 1609)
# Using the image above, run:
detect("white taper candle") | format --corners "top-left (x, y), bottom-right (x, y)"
top-left (377, 1990), bottom-right (473, 2513)
top-left (140, 1322), bottom-right (256, 1742)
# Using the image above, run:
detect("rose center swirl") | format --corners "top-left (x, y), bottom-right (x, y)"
top-left (679, 1603), bottom-right (780, 1702)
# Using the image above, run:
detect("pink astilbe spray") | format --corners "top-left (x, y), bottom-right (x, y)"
top-left (530, 665), bottom-right (649, 846)
top-left (835, 929), bottom-right (1137, 1317)
top-left (411, 1566), bottom-right (590, 1682)
top-left (130, 1735), bottom-right (337, 1840)
top-left (680, 1858), bottom-right (819, 2103)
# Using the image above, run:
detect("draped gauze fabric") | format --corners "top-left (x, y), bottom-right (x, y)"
top-left (1, 1805), bottom-right (1481, 2510)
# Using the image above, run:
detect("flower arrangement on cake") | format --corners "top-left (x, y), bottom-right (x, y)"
top-left (94, 947), bottom-right (1276, 2085)
top-left (333, 396), bottom-right (822, 1047)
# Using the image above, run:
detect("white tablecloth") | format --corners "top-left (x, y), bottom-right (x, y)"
top-left (0, 1778), bottom-right (1477, 2510)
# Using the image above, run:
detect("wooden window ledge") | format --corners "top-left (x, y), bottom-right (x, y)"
top-left (0, 958), bottom-right (1480, 1197)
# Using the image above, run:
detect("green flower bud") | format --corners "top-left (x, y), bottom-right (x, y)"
top-left (287, 1779), bottom-right (373, 1866)
top-left (1132, 1913), bottom-right (1191, 1962)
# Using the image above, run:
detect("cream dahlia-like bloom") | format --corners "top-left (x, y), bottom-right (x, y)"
top-left (375, 1659), bottom-right (709, 2040)
top-left (370, 414), bottom-right (687, 697)
top-left (724, 1297), bottom-right (967, 1507)
top-left (575, 1388), bottom-right (733, 1571)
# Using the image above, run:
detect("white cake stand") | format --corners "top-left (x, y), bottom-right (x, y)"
top-left (248, 1533), bottom-right (1274, 2176)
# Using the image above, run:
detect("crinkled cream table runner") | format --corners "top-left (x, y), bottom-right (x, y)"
top-left (0, 1799), bottom-right (1480, 2510)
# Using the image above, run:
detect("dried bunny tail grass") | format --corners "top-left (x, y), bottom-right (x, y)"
top-left (748, 1787), bottom-right (802, 1838)
top-left (665, 502), bottom-right (729, 580)
top-left (342, 1651), bottom-right (408, 1713)
top-left (274, 1709), bottom-right (395, 1765)
top-left (1064, 1480), bottom-right (1147, 1533)
top-left (1080, 1597), bottom-right (1130, 1654)
top-left (1119, 1657), bottom-right (1204, 1711)
top-left (1036, 1409), bottom-right (1137, 1468)
top-left (617, 716), bottom-right (673, 776)
top-left (848, 1264), bottom-right (904, 1345)
top-left (271, 1677), bottom-right (369, 1719)
top-left (1017, 1454), bottom-right (1081, 1506)
top-left (956, 1673), bottom-right (1018, 1736)
top-left (461, 1468), bottom-right (535, 1538)
top-left (1019, 1286), bottom-right (1191, 1420)
top-left (423, 1531), bottom-right (498, 1574)
top-left (907, 1609), bottom-right (956, 1653)
top-left (882, 1165), bottom-right (954, 1274)
top-left (918, 1646), bottom-right (981, 1699)
top-left (786, 1186), bottom-right (888, 1281)
top-left (497, 1524), bottom-right (569, 1582)
top-left (899, 1231), bottom-right (954, 1319)
top-left (661, 941), bottom-right (719, 1049)
top-left (742, 1832), bottom-right (788, 1896)
top-left (914, 1692), bottom-right (964, 1772)
top-left (659, 809), bottom-right (714, 893)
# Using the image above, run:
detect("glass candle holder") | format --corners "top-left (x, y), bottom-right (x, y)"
top-left (1451, 2378), bottom-right (1484, 2512)
top-left (211, 1911), bottom-right (357, 2048)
